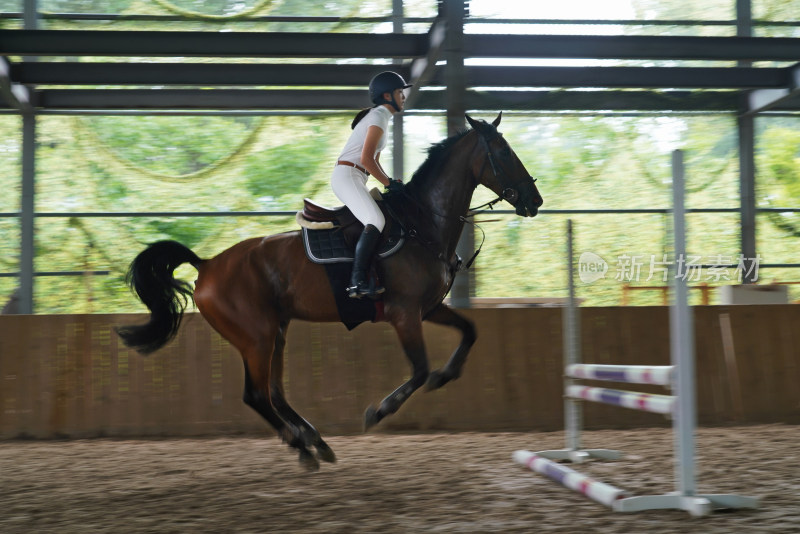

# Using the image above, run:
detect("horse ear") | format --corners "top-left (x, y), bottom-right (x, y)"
top-left (492, 112), bottom-right (502, 127)
top-left (465, 114), bottom-right (480, 130)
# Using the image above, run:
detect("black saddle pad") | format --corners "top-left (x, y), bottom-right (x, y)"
top-left (321, 262), bottom-right (384, 330)
top-left (302, 226), bottom-right (404, 264)
top-left (302, 225), bottom-right (401, 330)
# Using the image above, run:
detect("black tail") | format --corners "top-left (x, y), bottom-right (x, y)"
top-left (116, 240), bottom-right (204, 354)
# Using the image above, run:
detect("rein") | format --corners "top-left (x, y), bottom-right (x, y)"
top-left (382, 191), bottom-right (456, 267)
top-left (460, 216), bottom-right (486, 270)
top-left (388, 193), bottom-right (486, 273)
top-left (468, 196), bottom-right (505, 214)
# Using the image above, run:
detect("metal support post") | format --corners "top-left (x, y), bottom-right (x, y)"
top-left (392, 0), bottom-right (405, 183)
top-left (737, 0), bottom-right (757, 283)
top-left (18, 0), bottom-right (38, 314)
top-left (19, 114), bottom-right (35, 314)
top-left (443, 0), bottom-right (472, 307)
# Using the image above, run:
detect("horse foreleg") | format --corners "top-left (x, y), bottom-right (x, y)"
top-left (423, 303), bottom-right (476, 390)
top-left (269, 321), bottom-right (336, 464)
top-left (364, 316), bottom-right (429, 431)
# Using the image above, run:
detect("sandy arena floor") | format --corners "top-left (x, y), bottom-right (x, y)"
top-left (1, 425), bottom-right (798, 533)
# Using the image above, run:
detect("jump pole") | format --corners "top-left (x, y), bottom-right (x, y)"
top-left (514, 151), bottom-right (759, 516)
top-left (512, 450), bottom-right (628, 507)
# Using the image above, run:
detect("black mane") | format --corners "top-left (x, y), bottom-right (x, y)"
top-left (407, 129), bottom-right (471, 188)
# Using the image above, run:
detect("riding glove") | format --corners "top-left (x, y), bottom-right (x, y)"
top-left (386, 180), bottom-right (404, 193)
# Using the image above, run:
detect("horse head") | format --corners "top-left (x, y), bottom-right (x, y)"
top-left (466, 113), bottom-right (543, 217)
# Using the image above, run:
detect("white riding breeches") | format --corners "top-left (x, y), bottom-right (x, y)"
top-left (331, 164), bottom-right (385, 232)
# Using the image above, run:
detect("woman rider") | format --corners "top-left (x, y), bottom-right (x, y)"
top-left (331, 71), bottom-right (411, 299)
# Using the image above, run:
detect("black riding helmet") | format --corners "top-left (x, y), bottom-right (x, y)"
top-left (369, 71), bottom-right (412, 112)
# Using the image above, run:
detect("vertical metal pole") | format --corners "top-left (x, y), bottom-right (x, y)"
top-left (24, 0), bottom-right (40, 29)
top-left (738, 113), bottom-right (756, 282)
top-left (444, 0), bottom-right (472, 308)
top-left (737, 0), bottom-right (757, 283)
top-left (19, 0), bottom-right (38, 314)
top-left (736, 0), bottom-right (752, 36)
top-left (443, 0), bottom-right (465, 138)
top-left (670, 150), bottom-right (697, 497)
top-left (563, 219), bottom-right (581, 451)
top-left (20, 115), bottom-right (35, 315)
top-left (392, 110), bottom-right (404, 181)
top-left (391, 0), bottom-right (405, 184)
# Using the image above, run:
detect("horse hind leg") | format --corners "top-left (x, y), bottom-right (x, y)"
top-left (241, 345), bottom-right (320, 471)
top-left (422, 303), bottom-right (476, 390)
top-left (194, 261), bottom-right (320, 469)
top-left (269, 322), bottom-right (336, 464)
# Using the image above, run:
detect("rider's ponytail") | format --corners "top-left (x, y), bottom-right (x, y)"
top-left (351, 106), bottom-right (374, 129)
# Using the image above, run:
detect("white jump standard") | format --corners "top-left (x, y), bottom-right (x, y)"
top-left (514, 151), bottom-right (759, 516)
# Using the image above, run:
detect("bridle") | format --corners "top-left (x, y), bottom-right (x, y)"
top-left (469, 129), bottom-right (537, 214)
top-left (388, 125), bottom-right (538, 271)
top-left (449, 126), bottom-right (539, 269)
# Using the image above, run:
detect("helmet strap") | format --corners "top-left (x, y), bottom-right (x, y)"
top-left (385, 92), bottom-right (401, 113)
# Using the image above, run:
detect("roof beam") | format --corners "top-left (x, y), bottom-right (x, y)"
top-left (14, 63), bottom-right (788, 91)
top-left (464, 34), bottom-right (800, 62)
top-left (745, 63), bottom-right (800, 115)
top-left (35, 89), bottom-right (369, 110)
top-left (0, 57), bottom-right (32, 113)
top-left (4, 31), bottom-right (800, 62)
top-left (0, 30), bottom-right (427, 58)
top-left (18, 88), bottom-right (758, 113)
top-left (12, 62), bottom-right (411, 87)
top-left (460, 90), bottom-right (741, 112)
top-left (456, 66), bottom-right (789, 90)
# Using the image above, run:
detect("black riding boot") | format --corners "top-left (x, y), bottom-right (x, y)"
top-left (347, 224), bottom-right (385, 299)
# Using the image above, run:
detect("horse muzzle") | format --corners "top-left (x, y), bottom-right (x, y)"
top-left (513, 189), bottom-right (542, 217)
top-left (502, 188), bottom-right (539, 217)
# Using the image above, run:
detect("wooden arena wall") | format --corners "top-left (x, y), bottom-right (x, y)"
top-left (1, 305), bottom-right (798, 439)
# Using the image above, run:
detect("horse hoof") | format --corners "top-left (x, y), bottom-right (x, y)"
top-left (299, 448), bottom-right (320, 472)
top-left (426, 370), bottom-right (448, 391)
top-left (363, 405), bottom-right (380, 432)
top-left (315, 441), bottom-right (337, 464)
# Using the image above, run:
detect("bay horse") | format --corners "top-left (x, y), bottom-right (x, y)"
top-left (117, 113), bottom-right (543, 470)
